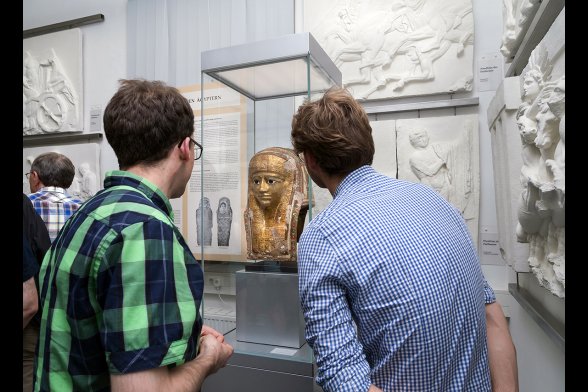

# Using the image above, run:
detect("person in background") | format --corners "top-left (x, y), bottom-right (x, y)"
top-left (23, 194), bottom-right (51, 392)
top-left (22, 233), bottom-right (39, 392)
top-left (34, 79), bottom-right (233, 392)
top-left (290, 87), bottom-right (518, 392)
top-left (26, 152), bottom-right (83, 242)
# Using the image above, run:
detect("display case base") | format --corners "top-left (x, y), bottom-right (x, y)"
top-left (236, 269), bottom-right (306, 348)
top-left (202, 329), bottom-right (320, 392)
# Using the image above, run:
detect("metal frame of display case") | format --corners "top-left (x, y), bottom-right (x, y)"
top-left (201, 32), bottom-right (341, 101)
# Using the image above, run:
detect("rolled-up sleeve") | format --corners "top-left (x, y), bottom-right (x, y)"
top-left (483, 279), bottom-right (496, 304)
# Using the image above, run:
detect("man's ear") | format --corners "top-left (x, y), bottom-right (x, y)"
top-left (29, 171), bottom-right (42, 189)
top-left (303, 151), bottom-right (317, 170)
top-left (177, 137), bottom-right (191, 161)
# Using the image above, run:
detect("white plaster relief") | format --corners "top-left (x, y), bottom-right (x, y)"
top-left (304, 0), bottom-right (474, 100)
top-left (396, 115), bottom-right (480, 246)
top-left (516, 40), bottom-right (565, 297)
top-left (500, 0), bottom-right (541, 59)
top-left (23, 29), bottom-right (83, 135)
top-left (73, 162), bottom-right (99, 201)
top-left (23, 144), bottom-right (101, 198)
top-left (487, 76), bottom-right (529, 272)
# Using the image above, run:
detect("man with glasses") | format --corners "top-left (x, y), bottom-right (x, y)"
top-left (33, 79), bottom-right (233, 392)
top-left (26, 152), bottom-right (83, 242)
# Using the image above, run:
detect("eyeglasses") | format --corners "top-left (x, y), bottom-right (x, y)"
top-left (178, 137), bottom-right (203, 160)
top-left (25, 172), bottom-right (32, 179)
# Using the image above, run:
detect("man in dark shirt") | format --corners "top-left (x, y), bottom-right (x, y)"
top-left (23, 194), bottom-right (50, 392)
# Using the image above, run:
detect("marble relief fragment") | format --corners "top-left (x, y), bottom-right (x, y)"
top-left (396, 115), bottom-right (480, 246)
top-left (500, 0), bottom-right (541, 59)
top-left (304, 0), bottom-right (475, 100)
top-left (23, 29), bottom-right (83, 136)
top-left (515, 42), bottom-right (565, 297)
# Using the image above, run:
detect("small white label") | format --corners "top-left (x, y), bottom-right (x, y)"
top-left (90, 106), bottom-right (102, 132)
top-left (480, 229), bottom-right (504, 265)
top-left (270, 347), bottom-right (297, 356)
top-left (478, 53), bottom-right (503, 92)
top-left (481, 232), bottom-right (500, 256)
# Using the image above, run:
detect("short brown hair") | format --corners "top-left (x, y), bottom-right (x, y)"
top-left (31, 152), bottom-right (76, 188)
top-left (103, 79), bottom-right (194, 169)
top-left (291, 87), bottom-right (374, 176)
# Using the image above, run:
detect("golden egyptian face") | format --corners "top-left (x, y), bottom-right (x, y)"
top-left (249, 153), bottom-right (295, 210)
top-left (251, 171), bottom-right (286, 209)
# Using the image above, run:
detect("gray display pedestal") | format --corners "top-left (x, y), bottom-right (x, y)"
top-left (201, 329), bottom-right (321, 392)
top-left (235, 269), bottom-right (305, 348)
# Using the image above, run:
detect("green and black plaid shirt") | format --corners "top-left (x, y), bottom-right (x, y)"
top-left (34, 171), bottom-right (203, 392)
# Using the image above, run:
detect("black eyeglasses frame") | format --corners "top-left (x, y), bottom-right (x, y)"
top-left (178, 137), bottom-right (203, 160)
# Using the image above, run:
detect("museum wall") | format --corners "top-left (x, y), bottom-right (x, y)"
top-left (23, 0), bottom-right (126, 179)
top-left (23, 0), bottom-right (564, 390)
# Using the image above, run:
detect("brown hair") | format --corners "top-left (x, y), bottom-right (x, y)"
top-left (291, 87), bottom-right (374, 176)
top-left (103, 79), bottom-right (194, 169)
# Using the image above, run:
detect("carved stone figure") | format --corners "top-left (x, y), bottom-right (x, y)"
top-left (196, 197), bottom-right (213, 246)
top-left (545, 76), bottom-right (565, 196)
top-left (216, 197), bottom-right (233, 247)
top-left (244, 147), bottom-right (311, 262)
top-left (515, 44), bottom-right (564, 297)
top-left (77, 162), bottom-right (98, 201)
top-left (407, 124), bottom-right (474, 218)
top-left (408, 128), bottom-right (453, 201)
top-left (500, 0), bottom-right (541, 58)
top-left (515, 46), bottom-right (553, 243)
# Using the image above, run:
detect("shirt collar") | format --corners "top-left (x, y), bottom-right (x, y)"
top-left (333, 165), bottom-right (375, 199)
top-left (103, 170), bottom-right (174, 219)
top-left (39, 186), bottom-right (68, 194)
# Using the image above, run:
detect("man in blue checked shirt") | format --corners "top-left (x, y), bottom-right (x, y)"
top-left (291, 87), bottom-right (518, 392)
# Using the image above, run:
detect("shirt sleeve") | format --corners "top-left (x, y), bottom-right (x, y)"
top-left (98, 218), bottom-right (203, 374)
top-left (23, 194), bottom-right (51, 264)
top-left (483, 279), bottom-right (496, 304)
top-left (298, 227), bottom-right (372, 392)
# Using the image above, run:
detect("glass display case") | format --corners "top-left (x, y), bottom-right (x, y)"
top-left (195, 32), bottom-right (341, 391)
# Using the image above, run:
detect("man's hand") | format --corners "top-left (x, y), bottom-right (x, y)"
top-left (198, 334), bottom-right (233, 375)
top-left (201, 324), bottom-right (225, 343)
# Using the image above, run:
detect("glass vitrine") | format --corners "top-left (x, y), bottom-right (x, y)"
top-left (194, 32), bottom-right (340, 390)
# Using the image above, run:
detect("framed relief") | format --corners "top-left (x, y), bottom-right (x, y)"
top-left (23, 29), bottom-right (83, 136)
top-left (396, 114), bottom-right (480, 245)
top-left (303, 0), bottom-right (474, 100)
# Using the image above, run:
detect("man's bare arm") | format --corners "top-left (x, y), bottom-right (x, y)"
top-left (486, 302), bottom-right (519, 392)
top-left (23, 277), bottom-right (38, 329)
top-left (110, 334), bottom-right (233, 392)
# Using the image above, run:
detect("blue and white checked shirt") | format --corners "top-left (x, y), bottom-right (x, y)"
top-left (298, 166), bottom-right (494, 392)
top-left (28, 187), bottom-right (83, 242)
